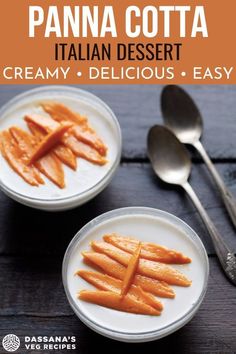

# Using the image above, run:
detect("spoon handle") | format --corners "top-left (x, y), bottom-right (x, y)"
top-left (182, 181), bottom-right (236, 285)
top-left (194, 140), bottom-right (236, 228)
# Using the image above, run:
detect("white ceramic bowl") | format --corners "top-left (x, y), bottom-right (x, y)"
top-left (62, 207), bottom-right (209, 343)
top-left (0, 86), bottom-right (121, 211)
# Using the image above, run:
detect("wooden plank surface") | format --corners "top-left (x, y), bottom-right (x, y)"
top-left (0, 256), bottom-right (235, 354)
top-left (0, 85), bottom-right (236, 353)
top-left (0, 85), bottom-right (235, 160)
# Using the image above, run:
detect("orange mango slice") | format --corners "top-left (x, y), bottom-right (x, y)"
top-left (27, 121), bottom-right (77, 170)
top-left (25, 114), bottom-right (59, 133)
top-left (42, 102), bottom-right (87, 125)
top-left (63, 135), bottom-right (107, 166)
top-left (72, 125), bottom-right (107, 156)
top-left (79, 290), bottom-right (161, 316)
top-left (91, 241), bottom-right (191, 287)
top-left (77, 270), bottom-right (163, 311)
top-left (82, 252), bottom-right (175, 298)
top-left (103, 234), bottom-right (191, 264)
top-left (53, 144), bottom-right (77, 170)
top-left (26, 120), bottom-right (49, 139)
top-left (0, 131), bottom-right (44, 186)
top-left (35, 153), bottom-right (65, 189)
top-left (28, 122), bottom-right (72, 164)
top-left (121, 242), bottom-right (141, 295)
top-left (10, 127), bottom-right (65, 188)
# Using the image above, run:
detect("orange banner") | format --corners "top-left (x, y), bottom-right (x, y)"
top-left (0, 0), bottom-right (235, 84)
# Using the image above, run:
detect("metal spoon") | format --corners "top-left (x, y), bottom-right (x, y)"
top-left (147, 125), bottom-right (236, 285)
top-left (161, 85), bottom-right (236, 229)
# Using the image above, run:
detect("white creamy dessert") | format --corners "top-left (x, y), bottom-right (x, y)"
top-left (63, 208), bottom-right (209, 342)
top-left (0, 87), bottom-right (121, 210)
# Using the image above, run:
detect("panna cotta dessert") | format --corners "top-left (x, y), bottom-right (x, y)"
top-left (0, 86), bottom-right (121, 210)
top-left (63, 207), bottom-right (209, 342)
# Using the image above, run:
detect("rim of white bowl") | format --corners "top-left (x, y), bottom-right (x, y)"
top-left (0, 86), bottom-right (122, 206)
top-left (62, 207), bottom-right (209, 342)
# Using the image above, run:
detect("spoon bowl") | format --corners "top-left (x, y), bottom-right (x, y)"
top-left (147, 125), bottom-right (191, 186)
top-left (161, 85), bottom-right (203, 144)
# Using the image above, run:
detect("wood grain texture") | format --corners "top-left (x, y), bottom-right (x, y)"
top-left (0, 256), bottom-right (235, 353)
top-left (0, 85), bottom-right (235, 160)
top-left (0, 163), bottom-right (235, 256)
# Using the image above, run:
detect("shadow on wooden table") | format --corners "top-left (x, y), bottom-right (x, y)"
top-left (0, 191), bottom-right (114, 257)
top-left (73, 323), bottom-right (201, 354)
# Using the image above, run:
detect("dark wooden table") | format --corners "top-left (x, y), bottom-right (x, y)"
top-left (0, 85), bottom-right (236, 353)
